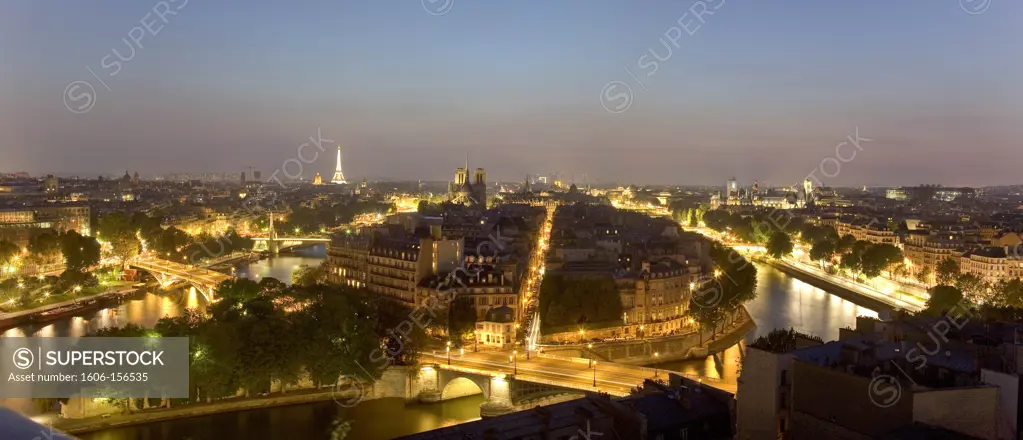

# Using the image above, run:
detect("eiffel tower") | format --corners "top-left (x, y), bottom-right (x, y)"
top-left (331, 145), bottom-right (347, 184)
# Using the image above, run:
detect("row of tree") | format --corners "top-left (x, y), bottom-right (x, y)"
top-left (768, 223), bottom-right (905, 280)
top-left (90, 277), bottom-right (426, 408)
top-left (932, 257), bottom-right (1023, 307)
top-left (0, 230), bottom-right (102, 272)
top-left (688, 243), bottom-right (759, 344)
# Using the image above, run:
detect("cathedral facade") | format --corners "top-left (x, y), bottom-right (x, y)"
top-left (448, 159), bottom-right (486, 207)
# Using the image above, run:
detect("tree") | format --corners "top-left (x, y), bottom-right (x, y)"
top-left (860, 244), bottom-right (902, 279)
top-left (750, 218), bottom-right (772, 244)
top-left (955, 272), bottom-right (987, 303)
top-left (98, 212), bottom-right (140, 263)
top-left (292, 263), bottom-right (327, 286)
top-left (0, 240), bottom-right (19, 270)
top-left (809, 240), bottom-right (836, 265)
top-left (686, 245), bottom-right (757, 344)
top-left (28, 231), bottom-right (62, 266)
top-left (766, 231), bottom-right (794, 259)
top-left (924, 285), bottom-right (964, 316)
top-left (835, 234), bottom-right (857, 254)
top-left (936, 257), bottom-right (961, 286)
top-left (891, 263), bottom-right (910, 281)
top-left (799, 224), bottom-right (838, 246)
top-left (990, 278), bottom-right (1023, 308)
top-left (60, 231), bottom-right (101, 272)
top-left (916, 266), bottom-right (933, 286)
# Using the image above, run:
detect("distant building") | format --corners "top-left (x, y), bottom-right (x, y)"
top-left (326, 226), bottom-right (463, 304)
top-left (886, 187), bottom-right (908, 201)
top-left (312, 172), bottom-right (323, 185)
top-left (448, 157), bottom-right (486, 207)
top-left (44, 175), bottom-right (59, 193)
top-left (475, 305), bottom-right (515, 348)
top-left (0, 205), bottom-right (91, 247)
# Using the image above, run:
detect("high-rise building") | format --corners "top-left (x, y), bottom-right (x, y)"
top-left (331, 145), bottom-right (347, 184)
top-left (240, 172), bottom-right (246, 184)
top-left (253, 170), bottom-right (261, 181)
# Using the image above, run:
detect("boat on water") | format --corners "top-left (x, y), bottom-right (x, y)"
top-left (35, 304), bottom-right (87, 323)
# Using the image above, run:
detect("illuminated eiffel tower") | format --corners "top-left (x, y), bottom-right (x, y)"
top-left (331, 145), bottom-right (347, 184)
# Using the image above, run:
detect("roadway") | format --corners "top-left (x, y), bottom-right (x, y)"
top-left (776, 258), bottom-right (925, 312)
top-left (688, 226), bottom-right (926, 312)
top-left (131, 257), bottom-right (233, 288)
top-left (422, 349), bottom-right (737, 397)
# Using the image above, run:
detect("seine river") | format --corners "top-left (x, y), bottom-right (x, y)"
top-left (4, 246), bottom-right (877, 439)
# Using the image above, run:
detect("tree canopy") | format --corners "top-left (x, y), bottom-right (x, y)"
top-left (766, 231), bottom-right (793, 259)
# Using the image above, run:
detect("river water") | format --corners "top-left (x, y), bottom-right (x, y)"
top-left (4, 246), bottom-right (878, 439)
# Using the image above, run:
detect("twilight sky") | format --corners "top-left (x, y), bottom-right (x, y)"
top-left (1, 1), bottom-right (1020, 187)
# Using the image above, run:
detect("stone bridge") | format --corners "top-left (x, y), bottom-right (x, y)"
top-left (362, 364), bottom-right (587, 417)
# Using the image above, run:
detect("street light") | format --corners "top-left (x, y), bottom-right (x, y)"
top-left (474, 331), bottom-right (479, 352)
top-left (587, 343), bottom-right (593, 368)
top-left (511, 351), bottom-right (517, 375)
top-left (592, 360), bottom-right (598, 387)
top-left (446, 341), bottom-right (451, 365)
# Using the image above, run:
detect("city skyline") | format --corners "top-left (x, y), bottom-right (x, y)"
top-left (2, 1), bottom-right (1022, 185)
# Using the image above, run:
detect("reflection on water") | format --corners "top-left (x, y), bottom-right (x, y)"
top-left (652, 263), bottom-right (878, 378)
top-left (9, 248), bottom-right (886, 439)
top-left (2, 289), bottom-right (209, 338)
top-left (77, 396), bottom-right (485, 440)
top-left (233, 245), bottom-right (327, 285)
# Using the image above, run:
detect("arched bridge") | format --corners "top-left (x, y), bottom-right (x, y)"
top-left (129, 258), bottom-right (232, 301)
top-left (360, 363), bottom-right (590, 418)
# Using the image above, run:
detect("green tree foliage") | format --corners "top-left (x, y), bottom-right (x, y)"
top-left (955, 272), bottom-right (988, 303)
top-left (28, 231), bottom-right (62, 266)
top-left (924, 285), bottom-right (964, 316)
top-left (838, 240), bottom-right (872, 274)
top-left (0, 240), bottom-right (19, 268)
top-left (916, 266), bottom-right (933, 285)
top-left (989, 278), bottom-right (1023, 309)
top-left (417, 201), bottom-right (444, 216)
top-left (686, 244), bottom-right (757, 341)
top-left (936, 257), bottom-right (961, 286)
top-left (799, 224), bottom-right (838, 246)
top-left (60, 230), bottom-right (101, 272)
top-left (153, 227), bottom-right (190, 256)
top-left (539, 274), bottom-right (623, 329)
top-left (133, 213), bottom-right (165, 245)
top-left (447, 297), bottom-right (479, 342)
top-left (183, 229), bottom-right (253, 264)
top-left (291, 263), bottom-right (327, 286)
top-left (809, 240), bottom-right (836, 264)
top-left (766, 231), bottom-right (793, 259)
top-left (98, 212), bottom-right (140, 262)
top-left (859, 244), bottom-right (903, 279)
top-left (91, 280), bottom-right (401, 402)
top-left (835, 234), bottom-right (857, 254)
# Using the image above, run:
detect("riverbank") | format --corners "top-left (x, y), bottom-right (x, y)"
top-left (56, 388), bottom-right (341, 435)
top-left (0, 284), bottom-right (146, 330)
top-left (761, 258), bottom-right (900, 313)
top-left (541, 306), bottom-right (755, 366)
